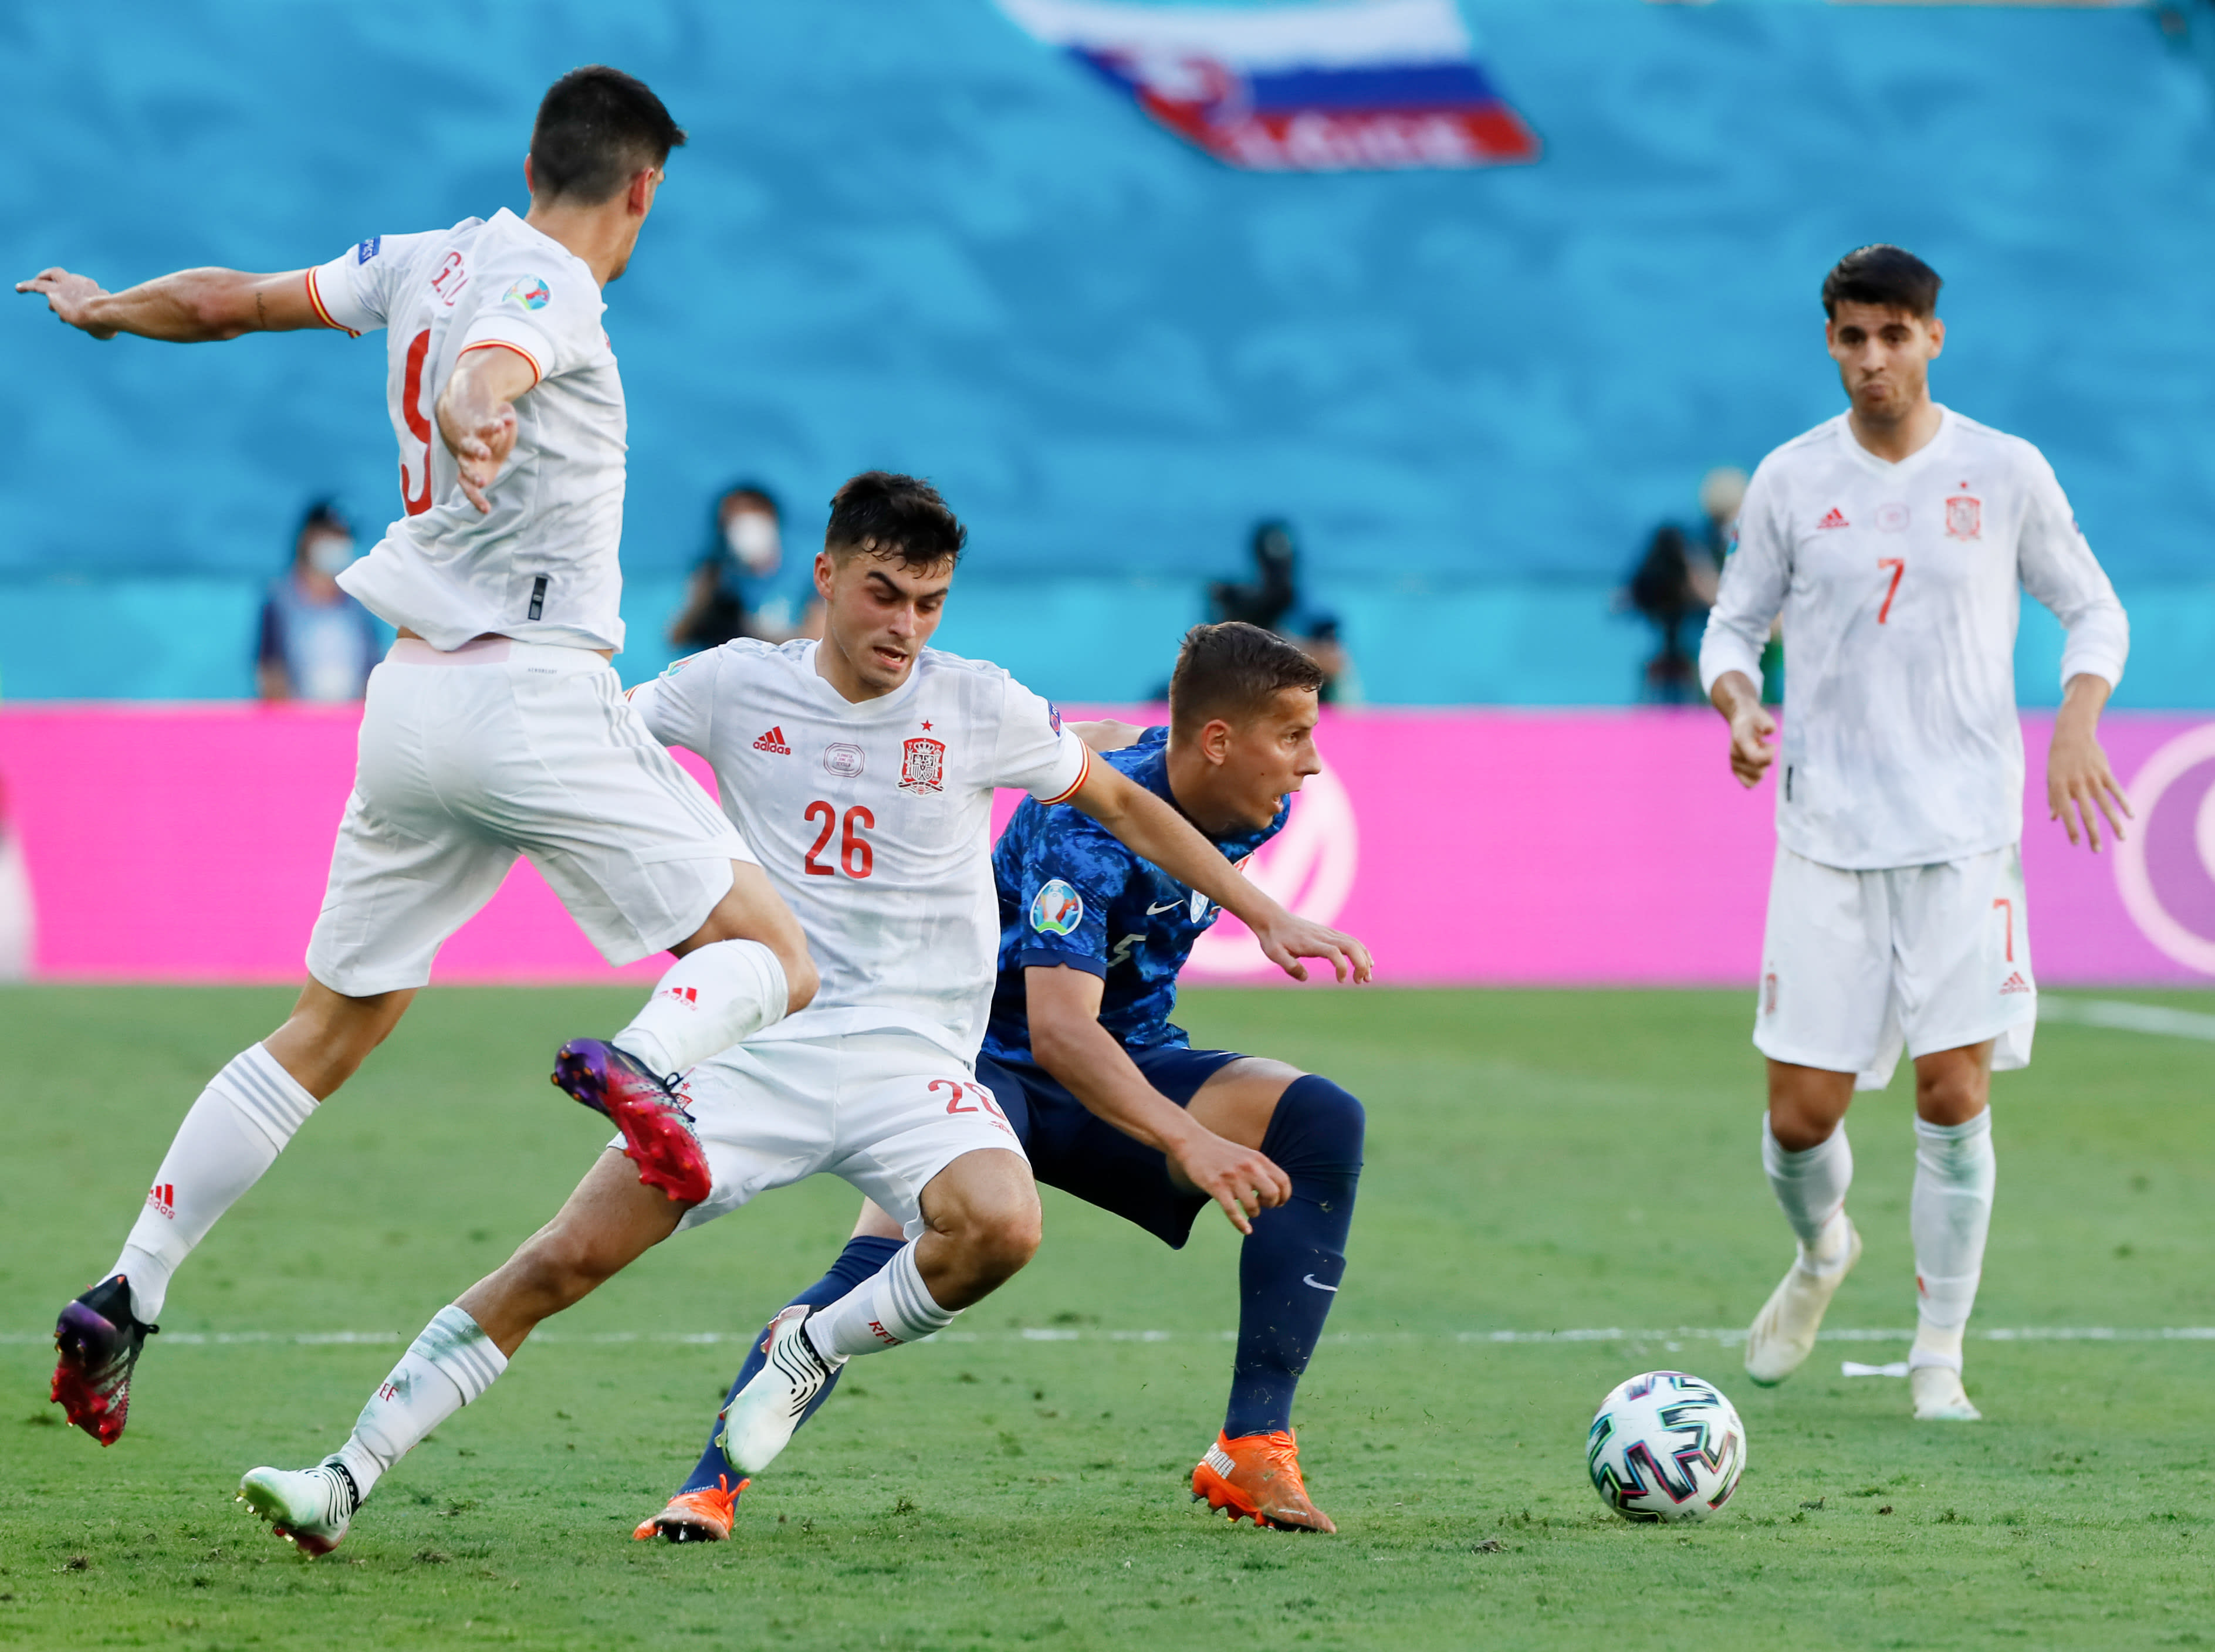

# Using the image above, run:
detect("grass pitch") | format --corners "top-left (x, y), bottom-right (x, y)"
top-left (2, 984), bottom-right (2213, 1651)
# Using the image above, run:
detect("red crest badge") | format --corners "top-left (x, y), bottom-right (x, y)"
top-left (1945, 495), bottom-right (1981, 541)
top-left (899, 736), bottom-right (945, 794)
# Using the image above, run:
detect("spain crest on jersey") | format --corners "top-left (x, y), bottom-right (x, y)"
top-left (899, 736), bottom-right (946, 794)
top-left (1945, 495), bottom-right (1982, 541)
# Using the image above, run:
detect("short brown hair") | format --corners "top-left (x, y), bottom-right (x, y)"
top-left (824, 471), bottom-right (966, 569)
top-left (1821, 245), bottom-right (1941, 320)
top-left (1168, 622), bottom-right (1325, 737)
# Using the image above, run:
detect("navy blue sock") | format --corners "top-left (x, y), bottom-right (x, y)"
top-left (1225, 1075), bottom-right (1364, 1440)
top-left (677, 1233), bottom-right (904, 1495)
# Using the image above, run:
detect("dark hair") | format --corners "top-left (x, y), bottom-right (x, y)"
top-left (824, 472), bottom-right (966, 568)
top-left (293, 497), bottom-right (348, 552)
top-left (1169, 622), bottom-right (1326, 736)
top-left (1821, 245), bottom-right (1942, 320)
top-left (718, 482), bottom-right (779, 522)
top-left (529, 67), bottom-right (686, 205)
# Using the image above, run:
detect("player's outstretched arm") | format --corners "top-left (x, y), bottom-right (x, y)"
top-left (1062, 759), bottom-right (1372, 983)
top-left (435, 346), bottom-right (539, 514)
top-left (1024, 964), bottom-right (1289, 1233)
top-left (16, 266), bottom-right (324, 342)
top-left (1708, 669), bottom-right (1777, 789)
top-left (2047, 671), bottom-right (2132, 852)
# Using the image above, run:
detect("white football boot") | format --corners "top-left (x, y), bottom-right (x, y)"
top-left (238, 1459), bottom-right (360, 1556)
top-left (1910, 1365), bottom-right (1981, 1421)
top-left (1743, 1214), bottom-right (1862, 1386)
top-left (715, 1305), bottom-right (844, 1474)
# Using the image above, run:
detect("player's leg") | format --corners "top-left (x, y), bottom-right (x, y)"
top-left (56, 661), bottom-right (525, 1442)
top-left (1893, 844), bottom-right (2029, 1421)
top-left (1906, 1041), bottom-right (1995, 1421)
top-left (717, 1053), bottom-right (1041, 1475)
top-left (1177, 1058), bottom-right (1363, 1533)
top-left (239, 1149), bottom-right (686, 1553)
top-left (640, 1199), bottom-right (905, 1542)
top-left (1743, 846), bottom-right (1895, 1386)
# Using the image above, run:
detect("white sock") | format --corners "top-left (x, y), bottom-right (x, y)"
top-left (1761, 1114), bottom-right (1854, 1267)
top-left (332, 1306), bottom-right (507, 1503)
top-left (1910, 1111), bottom-right (1996, 1370)
top-left (109, 1044), bottom-right (318, 1323)
top-left (614, 940), bottom-right (789, 1076)
top-left (804, 1241), bottom-right (957, 1360)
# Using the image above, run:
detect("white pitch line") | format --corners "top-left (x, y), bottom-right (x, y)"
top-left (2040, 995), bottom-right (2215, 1042)
top-left (6, 1326), bottom-right (2214, 1348)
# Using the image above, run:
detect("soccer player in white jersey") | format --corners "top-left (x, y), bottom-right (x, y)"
top-left (232, 472), bottom-right (1371, 1555)
top-left (19, 69), bottom-right (824, 1445)
top-left (1700, 245), bottom-right (2131, 1421)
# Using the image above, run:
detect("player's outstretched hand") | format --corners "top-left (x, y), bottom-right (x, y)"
top-left (1727, 701), bottom-right (1778, 788)
top-left (1250, 910), bottom-right (1372, 984)
top-left (16, 269), bottom-right (116, 339)
top-left (1172, 1129), bottom-right (1291, 1236)
top-left (2047, 723), bottom-right (2132, 853)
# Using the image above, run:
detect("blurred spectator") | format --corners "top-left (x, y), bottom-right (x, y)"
top-left (1622, 466), bottom-right (1742, 705)
top-left (0, 771), bottom-right (32, 980)
top-left (1207, 520), bottom-right (1361, 705)
top-left (669, 482), bottom-right (824, 652)
top-left (256, 501), bottom-right (380, 702)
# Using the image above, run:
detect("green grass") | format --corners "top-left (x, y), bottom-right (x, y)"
top-left (2, 985), bottom-right (2213, 1650)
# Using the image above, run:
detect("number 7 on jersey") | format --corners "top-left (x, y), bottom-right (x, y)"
top-left (1876, 557), bottom-right (1905, 624)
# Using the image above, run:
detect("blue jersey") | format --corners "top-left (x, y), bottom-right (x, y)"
top-left (984, 726), bottom-right (1287, 1059)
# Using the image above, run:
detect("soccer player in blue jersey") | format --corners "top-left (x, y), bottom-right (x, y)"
top-left (635, 621), bottom-right (1368, 1541)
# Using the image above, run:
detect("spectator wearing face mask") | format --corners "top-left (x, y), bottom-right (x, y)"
top-left (255, 500), bottom-right (381, 702)
top-left (668, 482), bottom-right (824, 652)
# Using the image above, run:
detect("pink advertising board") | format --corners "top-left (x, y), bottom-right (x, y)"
top-left (1, 705), bottom-right (2208, 988)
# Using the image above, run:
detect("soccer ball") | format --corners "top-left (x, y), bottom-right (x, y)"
top-left (1586, 1370), bottom-right (1746, 1523)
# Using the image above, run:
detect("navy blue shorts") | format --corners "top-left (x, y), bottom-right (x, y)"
top-left (976, 1045), bottom-right (1245, 1250)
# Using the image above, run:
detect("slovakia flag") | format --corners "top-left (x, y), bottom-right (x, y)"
top-left (997, 0), bottom-right (1539, 172)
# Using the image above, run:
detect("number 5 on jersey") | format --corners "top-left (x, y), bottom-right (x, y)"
top-left (803, 801), bottom-right (874, 878)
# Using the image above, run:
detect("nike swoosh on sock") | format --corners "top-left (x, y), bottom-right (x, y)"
top-left (1301, 1275), bottom-right (1339, 1292)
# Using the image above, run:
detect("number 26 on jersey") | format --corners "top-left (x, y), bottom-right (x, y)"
top-left (803, 801), bottom-right (874, 878)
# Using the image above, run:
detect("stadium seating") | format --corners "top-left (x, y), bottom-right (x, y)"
top-left (2, 1), bottom-right (2209, 703)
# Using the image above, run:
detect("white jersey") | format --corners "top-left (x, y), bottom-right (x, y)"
top-left (630, 640), bottom-right (1093, 1062)
top-left (1700, 407), bottom-right (2128, 870)
top-left (306, 210), bottom-right (627, 652)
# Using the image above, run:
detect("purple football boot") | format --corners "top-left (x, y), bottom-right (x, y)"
top-left (52, 1274), bottom-right (157, 1445)
top-left (551, 1040), bottom-right (712, 1205)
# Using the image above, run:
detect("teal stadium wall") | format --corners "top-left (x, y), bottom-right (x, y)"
top-left (1, 1), bottom-right (2210, 705)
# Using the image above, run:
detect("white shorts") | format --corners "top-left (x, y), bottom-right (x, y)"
top-left (1755, 842), bottom-right (2036, 1091)
top-left (305, 638), bottom-right (752, 996)
top-left (657, 1025), bottom-right (1027, 1239)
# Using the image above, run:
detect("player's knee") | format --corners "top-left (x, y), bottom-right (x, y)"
top-left (1914, 1068), bottom-right (1987, 1126)
top-left (1268, 1075), bottom-right (1366, 1177)
top-left (965, 1197), bottom-right (1043, 1283)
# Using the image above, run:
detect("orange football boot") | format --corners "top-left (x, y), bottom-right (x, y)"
top-left (1191, 1429), bottom-right (1336, 1533)
top-left (633, 1474), bottom-right (749, 1543)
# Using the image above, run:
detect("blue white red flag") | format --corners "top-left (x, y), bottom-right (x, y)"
top-left (996, 0), bottom-right (1538, 172)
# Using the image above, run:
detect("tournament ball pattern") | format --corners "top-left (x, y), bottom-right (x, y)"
top-left (1587, 1371), bottom-right (1746, 1524)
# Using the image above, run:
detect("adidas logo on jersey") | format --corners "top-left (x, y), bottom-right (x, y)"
top-left (1817, 508), bottom-right (1849, 530)
top-left (753, 727), bottom-right (792, 755)
top-left (2000, 971), bottom-right (2031, 995)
